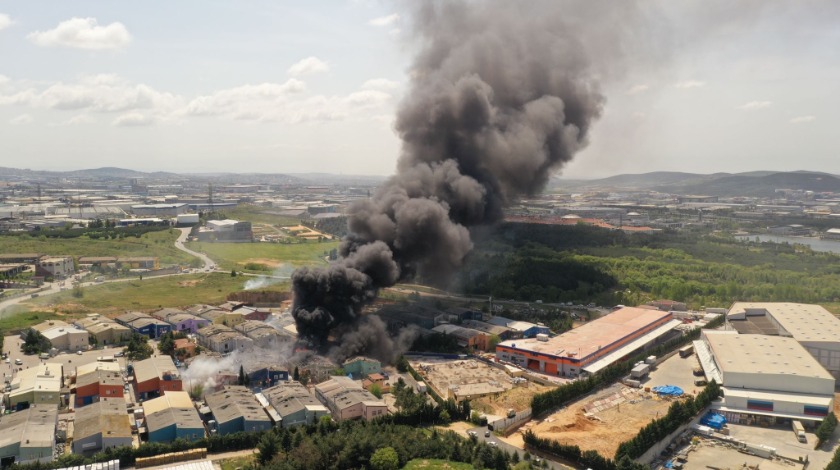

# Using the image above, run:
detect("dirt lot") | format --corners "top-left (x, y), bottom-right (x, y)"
top-left (518, 383), bottom-right (676, 458)
top-left (474, 382), bottom-right (552, 416)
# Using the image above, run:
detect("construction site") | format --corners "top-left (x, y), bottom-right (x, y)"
top-left (409, 357), bottom-right (549, 413)
top-left (506, 383), bottom-right (675, 458)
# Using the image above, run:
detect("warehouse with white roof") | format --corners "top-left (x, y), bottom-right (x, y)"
top-left (727, 302), bottom-right (840, 379)
top-left (696, 330), bottom-right (834, 423)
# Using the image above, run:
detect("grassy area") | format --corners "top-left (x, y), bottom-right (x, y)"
top-left (0, 311), bottom-right (67, 334)
top-left (221, 204), bottom-right (303, 227)
top-left (19, 273), bottom-right (286, 314)
top-left (218, 454), bottom-right (255, 470)
top-left (0, 229), bottom-right (196, 266)
top-left (187, 240), bottom-right (338, 273)
top-left (402, 459), bottom-right (474, 470)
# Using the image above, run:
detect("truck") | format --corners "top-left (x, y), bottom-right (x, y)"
top-left (792, 420), bottom-right (806, 442)
top-left (631, 363), bottom-right (651, 379)
top-left (679, 345), bottom-right (694, 358)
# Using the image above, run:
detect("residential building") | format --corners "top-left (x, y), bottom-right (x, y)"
top-left (36, 256), bottom-right (74, 279)
top-left (74, 361), bottom-right (123, 407)
top-left (144, 391), bottom-right (205, 443)
top-left (315, 376), bottom-right (387, 422)
top-left (0, 404), bottom-right (58, 464)
top-left (5, 363), bottom-right (63, 409)
top-left (132, 356), bottom-right (182, 400)
top-left (204, 386), bottom-right (272, 436)
top-left (261, 381), bottom-right (329, 428)
top-left (342, 357), bottom-right (381, 379)
top-left (72, 398), bottom-right (132, 454)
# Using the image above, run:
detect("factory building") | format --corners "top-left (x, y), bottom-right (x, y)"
top-left (727, 302), bottom-right (840, 379)
top-left (144, 392), bottom-right (205, 443)
top-left (496, 307), bottom-right (679, 377)
top-left (315, 376), bottom-right (388, 422)
top-left (261, 381), bottom-right (330, 428)
top-left (116, 312), bottom-right (172, 339)
top-left (0, 404), bottom-right (58, 465)
top-left (696, 331), bottom-right (835, 423)
top-left (132, 356), bottom-right (182, 401)
top-left (72, 398), bottom-right (132, 455)
top-left (203, 386), bottom-right (272, 436)
top-left (5, 363), bottom-right (63, 409)
top-left (74, 361), bottom-right (124, 407)
top-left (74, 315), bottom-right (132, 346)
top-left (36, 256), bottom-right (74, 279)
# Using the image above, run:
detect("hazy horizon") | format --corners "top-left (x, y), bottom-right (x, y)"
top-left (1, 1), bottom-right (838, 179)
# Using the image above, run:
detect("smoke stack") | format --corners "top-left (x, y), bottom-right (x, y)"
top-left (292, 0), bottom-right (615, 353)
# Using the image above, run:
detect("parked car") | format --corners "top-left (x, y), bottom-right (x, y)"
top-left (14, 359), bottom-right (22, 365)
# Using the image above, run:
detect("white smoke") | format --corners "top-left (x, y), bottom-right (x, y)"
top-left (182, 343), bottom-right (296, 393)
top-left (244, 263), bottom-right (294, 290)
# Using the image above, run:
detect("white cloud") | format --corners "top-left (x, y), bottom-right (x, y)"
top-left (737, 100), bottom-right (773, 110)
top-left (185, 79), bottom-right (307, 116)
top-left (28, 17), bottom-right (131, 50)
top-left (63, 114), bottom-right (95, 125)
top-left (790, 115), bottom-right (816, 124)
top-left (674, 80), bottom-right (706, 89)
top-left (9, 114), bottom-right (33, 125)
top-left (113, 112), bottom-right (153, 127)
top-left (632, 112), bottom-right (647, 119)
top-left (368, 14), bottom-right (399, 27)
top-left (626, 84), bottom-right (649, 95)
top-left (287, 57), bottom-right (329, 76)
top-left (362, 78), bottom-right (399, 91)
top-left (0, 13), bottom-right (14, 31)
top-left (345, 90), bottom-right (391, 108)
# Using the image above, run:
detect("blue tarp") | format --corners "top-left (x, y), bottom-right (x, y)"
top-left (700, 412), bottom-right (727, 430)
top-left (652, 385), bottom-right (684, 396)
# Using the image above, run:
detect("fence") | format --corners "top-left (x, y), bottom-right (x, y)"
top-left (489, 408), bottom-right (533, 436)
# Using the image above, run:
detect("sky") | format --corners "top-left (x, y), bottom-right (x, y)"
top-left (0, 1), bottom-right (838, 179)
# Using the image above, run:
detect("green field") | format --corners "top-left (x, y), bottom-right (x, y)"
top-left (187, 240), bottom-right (338, 273)
top-left (402, 459), bottom-right (474, 470)
top-left (0, 230), bottom-right (196, 266)
top-left (0, 311), bottom-right (67, 334)
top-left (19, 273), bottom-right (286, 314)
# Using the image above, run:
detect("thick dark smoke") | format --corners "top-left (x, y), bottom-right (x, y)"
top-left (293, 0), bottom-right (624, 353)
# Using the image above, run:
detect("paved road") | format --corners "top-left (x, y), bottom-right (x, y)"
top-left (467, 425), bottom-right (572, 469)
top-left (175, 227), bottom-right (215, 270)
top-left (0, 229), bottom-right (219, 316)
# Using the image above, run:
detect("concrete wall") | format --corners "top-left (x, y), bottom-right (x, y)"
top-left (725, 371), bottom-right (834, 395)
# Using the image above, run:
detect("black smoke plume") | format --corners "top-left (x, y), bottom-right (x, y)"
top-left (293, 0), bottom-right (615, 352)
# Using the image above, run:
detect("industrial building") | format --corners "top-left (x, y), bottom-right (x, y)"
top-left (727, 302), bottom-right (840, 379)
top-left (144, 391), bottom-right (205, 443)
top-left (74, 361), bottom-right (124, 407)
top-left (488, 317), bottom-right (550, 338)
top-left (197, 324), bottom-right (254, 354)
top-left (197, 219), bottom-right (252, 242)
top-left (74, 315), bottom-right (132, 346)
top-left (233, 321), bottom-right (293, 349)
top-left (116, 312), bottom-right (172, 339)
top-left (41, 324), bottom-right (88, 353)
top-left (314, 376), bottom-right (387, 422)
top-left (132, 356), bottom-right (182, 400)
top-left (72, 398), bottom-right (132, 455)
top-left (131, 203), bottom-right (189, 217)
top-left (203, 386), bottom-right (272, 436)
top-left (154, 308), bottom-right (209, 334)
top-left (5, 363), bottom-right (63, 409)
top-left (496, 307), bottom-right (679, 377)
top-left (431, 324), bottom-right (488, 351)
top-left (0, 404), bottom-right (58, 465)
top-left (261, 381), bottom-right (330, 428)
top-left (342, 357), bottom-right (381, 378)
top-left (696, 331), bottom-right (835, 423)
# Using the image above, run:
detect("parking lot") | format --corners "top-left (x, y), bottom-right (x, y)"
top-left (645, 351), bottom-right (704, 395)
top-left (2, 334), bottom-right (128, 380)
top-left (723, 422), bottom-right (837, 470)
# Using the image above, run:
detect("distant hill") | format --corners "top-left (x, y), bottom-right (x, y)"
top-left (287, 173), bottom-right (387, 185)
top-left (553, 170), bottom-right (840, 196)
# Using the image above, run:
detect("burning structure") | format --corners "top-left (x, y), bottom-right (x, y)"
top-left (292, 0), bottom-right (623, 360)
